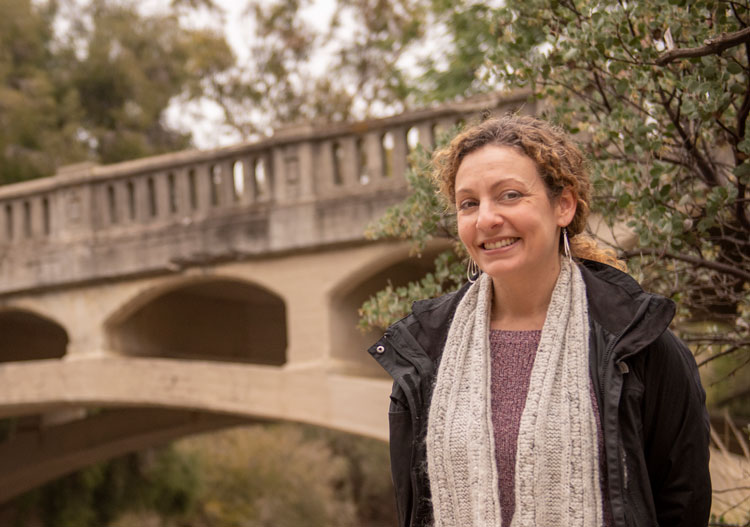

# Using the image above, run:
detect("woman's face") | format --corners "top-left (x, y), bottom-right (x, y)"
top-left (454, 145), bottom-right (576, 283)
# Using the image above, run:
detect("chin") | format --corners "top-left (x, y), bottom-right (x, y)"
top-left (479, 255), bottom-right (557, 283)
top-left (479, 261), bottom-right (524, 281)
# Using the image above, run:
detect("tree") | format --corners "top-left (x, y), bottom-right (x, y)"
top-left (1, 447), bottom-right (199, 527)
top-left (200, 0), bottom-right (434, 140)
top-left (64, 0), bottom-right (234, 164)
top-left (172, 425), bottom-right (386, 527)
top-left (0, 0), bottom-right (83, 184)
top-left (360, 0), bottom-right (750, 408)
top-left (0, 0), bottom-right (234, 184)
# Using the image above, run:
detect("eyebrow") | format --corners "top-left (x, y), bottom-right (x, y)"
top-left (455, 177), bottom-right (528, 199)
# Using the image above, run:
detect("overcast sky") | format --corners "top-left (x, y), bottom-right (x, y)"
top-left (137, 0), bottom-right (340, 148)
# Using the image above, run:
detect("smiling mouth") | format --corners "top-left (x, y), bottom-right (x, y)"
top-left (482, 238), bottom-right (519, 250)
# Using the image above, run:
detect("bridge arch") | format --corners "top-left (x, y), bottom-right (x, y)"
top-left (0, 308), bottom-right (69, 362)
top-left (106, 276), bottom-right (287, 365)
top-left (329, 242), bottom-right (450, 376)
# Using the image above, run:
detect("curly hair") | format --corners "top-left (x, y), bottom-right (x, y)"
top-left (433, 114), bottom-right (623, 269)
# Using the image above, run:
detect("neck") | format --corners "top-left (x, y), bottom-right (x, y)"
top-left (489, 258), bottom-right (562, 330)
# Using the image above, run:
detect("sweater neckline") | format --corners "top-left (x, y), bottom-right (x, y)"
top-left (489, 329), bottom-right (543, 334)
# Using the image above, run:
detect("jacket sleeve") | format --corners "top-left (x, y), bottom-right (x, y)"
top-left (641, 330), bottom-right (712, 527)
top-left (388, 381), bottom-right (414, 527)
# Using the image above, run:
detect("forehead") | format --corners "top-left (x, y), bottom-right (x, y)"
top-left (455, 145), bottom-right (541, 188)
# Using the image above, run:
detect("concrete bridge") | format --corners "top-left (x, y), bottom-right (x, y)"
top-left (0, 92), bottom-right (531, 501)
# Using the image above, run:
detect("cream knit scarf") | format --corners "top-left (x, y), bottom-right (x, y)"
top-left (425, 259), bottom-right (603, 527)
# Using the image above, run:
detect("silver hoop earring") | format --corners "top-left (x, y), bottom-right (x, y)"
top-left (562, 227), bottom-right (572, 262)
top-left (467, 258), bottom-right (481, 283)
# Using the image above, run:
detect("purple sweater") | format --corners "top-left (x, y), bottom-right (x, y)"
top-left (489, 329), bottom-right (612, 526)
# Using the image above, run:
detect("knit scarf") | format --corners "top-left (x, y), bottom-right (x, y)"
top-left (425, 259), bottom-right (603, 527)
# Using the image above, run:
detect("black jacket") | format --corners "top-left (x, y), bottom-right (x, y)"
top-left (368, 260), bottom-right (711, 527)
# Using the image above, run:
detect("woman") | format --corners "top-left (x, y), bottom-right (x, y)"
top-left (368, 115), bottom-right (711, 527)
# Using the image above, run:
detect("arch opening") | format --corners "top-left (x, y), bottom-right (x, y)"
top-left (0, 310), bottom-right (68, 362)
top-left (108, 279), bottom-right (287, 365)
top-left (330, 249), bottom-right (445, 377)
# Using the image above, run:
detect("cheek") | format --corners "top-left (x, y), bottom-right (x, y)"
top-left (456, 216), bottom-right (475, 245)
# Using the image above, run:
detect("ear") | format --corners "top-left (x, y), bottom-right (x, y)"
top-left (556, 187), bottom-right (577, 227)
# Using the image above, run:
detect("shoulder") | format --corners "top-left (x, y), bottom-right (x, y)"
top-left (386, 281), bottom-right (473, 362)
top-left (641, 329), bottom-right (703, 393)
top-left (577, 259), bottom-right (675, 340)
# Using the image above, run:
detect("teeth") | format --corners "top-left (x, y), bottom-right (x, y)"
top-left (484, 238), bottom-right (518, 250)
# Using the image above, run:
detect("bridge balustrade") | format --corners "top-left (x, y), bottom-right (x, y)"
top-left (0, 93), bottom-right (533, 500)
top-left (0, 92), bottom-right (529, 295)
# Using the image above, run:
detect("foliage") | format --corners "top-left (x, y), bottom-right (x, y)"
top-left (360, 0), bottom-right (750, 400)
top-left (3, 447), bottom-right (199, 527)
top-left (2, 424), bottom-right (395, 527)
top-left (171, 424), bottom-right (393, 527)
top-left (201, 0), bottom-right (434, 139)
top-left (0, 0), bottom-right (234, 184)
top-left (417, 1), bottom-right (504, 103)
top-left (300, 426), bottom-right (397, 526)
top-left (482, 0), bottom-right (750, 367)
top-left (0, 0), bottom-right (498, 179)
top-left (491, 0), bottom-right (750, 389)
top-left (203, 0), bottom-right (513, 139)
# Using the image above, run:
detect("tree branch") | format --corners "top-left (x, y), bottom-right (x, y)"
top-left (657, 86), bottom-right (720, 185)
top-left (716, 116), bottom-right (740, 143)
top-left (729, 1), bottom-right (749, 29)
top-left (698, 344), bottom-right (748, 368)
top-left (655, 27), bottom-right (750, 65)
top-left (714, 382), bottom-right (750, 407)
top-left (734, 42), bottom-right (750, 231)
top-left (622, 247), bottom-right (750, 282)
top-left (592, 71), bottom-right (612, 112)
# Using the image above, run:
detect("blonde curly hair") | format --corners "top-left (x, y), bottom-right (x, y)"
top-left (433, 114), bottom-right (623, 269)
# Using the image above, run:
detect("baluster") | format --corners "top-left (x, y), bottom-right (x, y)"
top-left (390, 126), bottom-right (408, 181)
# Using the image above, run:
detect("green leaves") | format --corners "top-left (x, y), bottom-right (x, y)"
top-left (360, 0), bottom-right (750, 387)
top-left (357, 250), bottom-right (465, 331)
top-left (0, 0), bottom-right (236, 183)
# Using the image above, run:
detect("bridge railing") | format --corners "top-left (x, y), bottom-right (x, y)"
top-left (0, 92), bottom-right (531, 293)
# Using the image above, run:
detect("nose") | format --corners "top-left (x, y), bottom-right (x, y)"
top-left (476, 201), bottom-right (503, 232)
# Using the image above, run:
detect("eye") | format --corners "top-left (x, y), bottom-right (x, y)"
top-left (458, 199), bottom-right (478, 210)
top-left (501, 190), bottom-right (523, 201)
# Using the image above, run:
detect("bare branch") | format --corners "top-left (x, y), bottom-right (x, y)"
top-left (698, 344), bottom-right (749, 367)
top-left (592, 71), bottom-right (613, 112)
top-left (714, 383), bottom-right (750, 408)
top-left (601, 150), bottom-right (696, 171)
top-left (655, 27), bottom-right (750, 65)
top-left (656, 86), bottom-right (720, 185)
top-left (714, 486), bottom-right (750, 494)
top-left (710, 353), bottom-right (750, 385)
top-left (716, 116), bottom-right (741, 143)
top-left (733, 43), bottom-right (750, 231)
top-left (729, 1), bottom-right (749, 28)
top-left (622, 247), bottom-right (750, 281)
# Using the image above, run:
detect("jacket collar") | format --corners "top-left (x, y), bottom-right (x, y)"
top-left (404, 260), bottom-right (674, 363)
top-left (396, 281), bottom-right (472, 364)
top-left (578, 259), bottom-right (675, 360)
